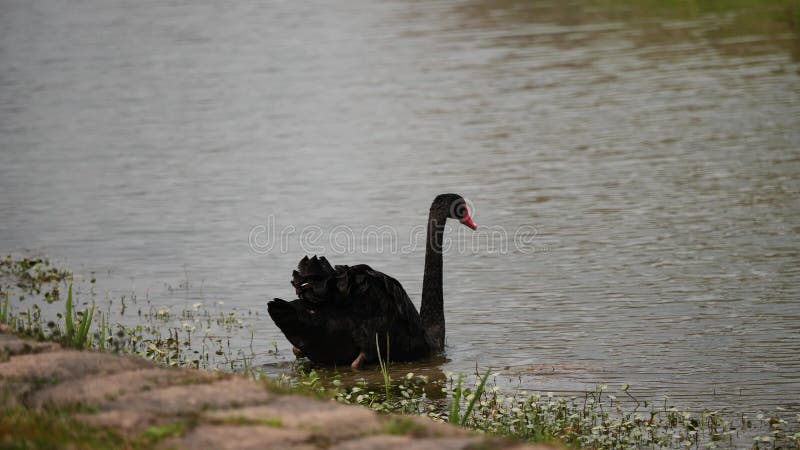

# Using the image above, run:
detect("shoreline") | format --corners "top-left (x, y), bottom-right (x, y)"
top-left (0, 324), bottom-right (552, 450)
top-left (1, 256), bottom-right (797, 449)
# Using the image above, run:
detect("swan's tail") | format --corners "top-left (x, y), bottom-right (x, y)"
top-left (267, 297), bottom-right (359, 364)
top-left (267, 298), bottom-right (304, 348)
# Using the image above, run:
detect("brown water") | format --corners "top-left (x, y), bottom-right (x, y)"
top-left (1, 0), bottom-right (799, 417)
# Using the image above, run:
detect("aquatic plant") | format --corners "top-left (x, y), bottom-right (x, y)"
top-left (320, 370), bottom-right (800, 449)
top-left (449, 368), bottom-right (491, 426)
top-left (0, 291), bottom-right (8, 324)
top-left (63, 283), bottom-right (95, 348)
top-left (0, 255), bottom-right (70, 299)
top-left (376, 334), bottom-right (392, 401)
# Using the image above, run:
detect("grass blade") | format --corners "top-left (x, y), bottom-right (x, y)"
top-left (460, 368), bottom-right (491, 426)
top-left (64, 283), bottom-right (74, 339)
top-left (375, 334), bottom-right (391, 401)
top-left (0, 291), bottom-right (8, 323)
top-left (76, 303), bottom-right (95, 347)
top-left (98, 311), bottom-right (106, 351)
top-left (449, 374), bottom-right (463, 424)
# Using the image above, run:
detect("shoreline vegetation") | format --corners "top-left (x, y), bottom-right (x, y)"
top-left (459, 0), bottom-right (800, 61)
top-left (1, 255), bottom-right (798, 449)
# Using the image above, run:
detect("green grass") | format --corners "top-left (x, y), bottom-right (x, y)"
top-left (0, 406), bottom-right (129, 450)
top-left (141, 420), bottom-right (188, 442)
top-left (0, 405), bottom-right (197, 450)
top-left (449, 374), bottom-right (463, 425)
top-left (462, 0), bottom-right (800, 59)
top-left (215, 416), bottom-right (283, 427)
top-left (384, 417), bottom-right (427, 435)
top-left (307, 367), bottom-right (799, 449)
top-left (375, 334), bottom-right (391, 401)
top-left (450, 368), bottom-right (491, 426)
top-left (64, 283), bottom-right (95, 348)
top-left (0, 291), bottom-right (8, 324)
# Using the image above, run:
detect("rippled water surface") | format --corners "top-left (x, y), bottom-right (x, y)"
top-left (2, 0), bottom-right (799, 416)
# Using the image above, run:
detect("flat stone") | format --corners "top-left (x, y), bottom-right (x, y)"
top-left (386, 415), bottom-right (473, 438)
top-left (0, 350), bottom-right (153, 406)
top-left (160, 424), bottom-right (314, 450)
top-left (29, 367), bottom-right (221, 408)
top-left (330, 435), bottom-right (410, 450)
top-left (206, 395), bottom-right (382, 438)
top-left (103, 376), bottom-right (271, 416)
top-left (0, 333), bottom-right (60, 359)
top-left (0, 349), bottom-right (151, 383)
top-left (329, 435), bottom-right (482, 450)
top-left (503, 445), bottom-right (561, 450)
top-left (74, 410), bottom-right (164, 435)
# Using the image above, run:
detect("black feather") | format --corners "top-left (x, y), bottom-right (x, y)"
top-left (268, 257), bottom-right (429, 365)
top-left (267, 193), bottom-right (474, 366)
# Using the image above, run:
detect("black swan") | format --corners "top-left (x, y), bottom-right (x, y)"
top-left (267, 193), bottom-right (477, 369)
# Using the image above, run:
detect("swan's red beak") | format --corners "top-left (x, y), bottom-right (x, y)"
top-left (461, 213), bottom-right (477, 230)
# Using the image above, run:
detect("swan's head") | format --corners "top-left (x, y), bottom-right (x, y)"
top-left (434, 193), bottom-right (478, 230)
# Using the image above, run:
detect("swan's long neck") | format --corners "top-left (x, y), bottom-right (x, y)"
top-left (420, 209), bottom-right (446, 353)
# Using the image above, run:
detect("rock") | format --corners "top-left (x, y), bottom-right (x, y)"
top-left (29, 366), bottom-right (221, 408)
top-left (383, 415), bottom-right (473, 438)
top-left (160, 424), bottom-right (314, 450)
top-left (205, 395), bottom-right (382, 438)
top-left (0, 333), bottom-right (60, 359)
top-left (0, 349), bottom-right (152, 404)
top-left (102, 376), bottom-right (271, 416)
top-left (0, 350), bottom-right (150, 382)
top-left (74, 410), bottom-right (164, 435)
top-left (329, 435), bottom-right (483, 450)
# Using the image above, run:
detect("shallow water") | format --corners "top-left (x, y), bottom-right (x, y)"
top-left (1, 0), bottom-right (799, 418)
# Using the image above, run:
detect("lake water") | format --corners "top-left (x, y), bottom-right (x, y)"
top-left (1, 0), bottom-right (799, 419)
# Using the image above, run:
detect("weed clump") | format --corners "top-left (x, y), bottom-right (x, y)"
top-left (286, 368), bottom-right (800, 449)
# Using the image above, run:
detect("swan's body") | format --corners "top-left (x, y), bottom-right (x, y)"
top-left (268, 260), bottom-right (429, 364)
top-left (267, 193), bottom-right (476, 368)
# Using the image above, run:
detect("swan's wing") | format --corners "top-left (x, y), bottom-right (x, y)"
top-left (269, 257), bottom-right (428, 364)
top-left (269, 255), bottom-right (360, 364)
top-left (333, 265), bottom-right (429, 360)
top-left (333, 265), bottom-right (415, 317)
